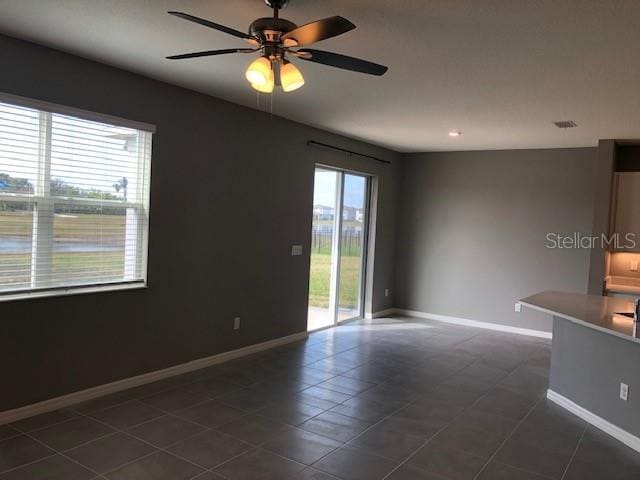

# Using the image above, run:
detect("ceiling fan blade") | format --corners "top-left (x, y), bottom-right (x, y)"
top-left (296, 49), bottom-right (388, 76)
top-left (168, 11), bottom-right (256, 42)
top-left (282, 16), bottom-right (355, 46)
top-left (166, 48), bottom-right (257, 60)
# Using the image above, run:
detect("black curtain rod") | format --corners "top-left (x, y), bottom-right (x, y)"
top-left (307, 140), bottom-right (391, 165)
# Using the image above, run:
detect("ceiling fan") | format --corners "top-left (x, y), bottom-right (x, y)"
top-left (166, 0), bottom-right (388, 93)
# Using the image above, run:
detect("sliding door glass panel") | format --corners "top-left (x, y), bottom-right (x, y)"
top-left (308, 168), bottom-right (339, 331)
top-left (337, 174), bottom-right (367, 322)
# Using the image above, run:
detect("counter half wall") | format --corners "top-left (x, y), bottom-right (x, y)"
top-left (521, 291), bottom-right (640, 452)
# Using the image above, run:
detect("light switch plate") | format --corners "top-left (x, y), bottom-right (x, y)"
top-left (620, 382), bottom-right (629, 401)
top-left (631, 261), bottom-right (639, 272)
top-left (291, 245), bottom-right (303, 256)
top-left (515, 303), bottom-right (522, 313)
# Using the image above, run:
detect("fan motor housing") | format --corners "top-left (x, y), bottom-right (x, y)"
top-left (249, 17), bottom-right (297, 43)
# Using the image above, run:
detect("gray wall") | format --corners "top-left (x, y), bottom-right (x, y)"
top-left (394, 148), bottom-right (598, 333)
top-left (550, 316), bottom-right (640, 437)
top-left (0, 34), bottom-right (401, 411)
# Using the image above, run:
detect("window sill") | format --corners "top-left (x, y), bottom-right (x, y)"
top-left (0, 282), bottom-right (147, 303)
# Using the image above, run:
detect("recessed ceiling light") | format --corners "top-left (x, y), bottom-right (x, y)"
top-left (448, 130), bottom-right (462, 137)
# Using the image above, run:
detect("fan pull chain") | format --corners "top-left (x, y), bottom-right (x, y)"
top-left (270, 91), bottom-right (274, 118)
top-left (253, 92), bottom-right (274, 118)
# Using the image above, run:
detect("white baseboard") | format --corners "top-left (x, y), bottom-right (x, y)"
top-left (364, 308), bottom-right (395, 320)
top-left (547, 389), bottom-right (640, 453)
top-left (393, 308), bottom-right (552, 339)
top-left (0, 331), bottom-right (308, 426)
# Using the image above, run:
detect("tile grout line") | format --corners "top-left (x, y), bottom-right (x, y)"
top-left (208, 370), bottom-right (366, 480)
top-left (0, 431), bottom-right (27, 443)
top-left (377, 393), bottom-right (488, 479)
top-left (8, 419), bottom-right (128, 479)
top-left (69, 408), bottom-right (225, 477)
top-left (378, 360), bottom-right (543, 479)
top-left (72, 392), bottom-right (327, 479)
top-left (206, 369), bottom-right (379, 475)
top-left (470, 394), bottom-right (546, 480)
top-left (339, 351), bottom-right (481, 452)
top-left (298, 392), bottom-right (414, 474)
top-left (560, 425), bottom-right (588, 480)
top-left (303, 330), bottom-right (495, 477)
top-left (7, 417), bottom-right (80, 436)
top-left (310, 323), bottom-right (517, 475)
top-left (311, 322), bottom-right (551, 478)
top-left (380, 422), bottom-right (451, 480)
top-left (494, 463), bottom-right (556, 480)
top-left (198, 336), bottom-right (393, 478)
top-left (0, 452), bottom-right (60, 476)
top-left (272, 330), bottom-right (412, 477)
top-left (11, 427), bottom-right (110, 480)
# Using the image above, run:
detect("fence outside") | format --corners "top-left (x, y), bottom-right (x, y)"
top-left (311, 227), bottom-right (362, 256)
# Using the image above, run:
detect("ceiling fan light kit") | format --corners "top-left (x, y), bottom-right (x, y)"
top-left (251, 77), bottom-right (275, 93)
top-left (246, 56), bottom-right (274, 88)
top-left (280, 61), bottom-right (305, 92)
top-left (166, 0), bottom-right (388, 94)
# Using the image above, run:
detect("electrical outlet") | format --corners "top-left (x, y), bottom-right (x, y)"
top-left (631, 261), bottom-right (639, 272)
top-left (233, 317), bottom-right (241, 330)
top-left (620, 382), bottom-right (629, 401)
top-left (515, 303), bottom-right (522, 313)
top-left (385, 289), bottom-right (390, 297)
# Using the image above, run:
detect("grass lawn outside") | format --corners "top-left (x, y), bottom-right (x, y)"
top-left (308, 252), bottom-right (360, 309)
top-left (0, 251), bottom-right (126, 288)
top-left (0, 210), bottom-right (127, 288)
top-left (0, 209), bottom-right (126, 239)
top-left (2, 211), bottom-right (363, 304)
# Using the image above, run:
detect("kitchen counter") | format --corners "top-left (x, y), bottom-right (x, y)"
top-left (520, 290), bottom-right (640, 450)
top-left (520, 290), bottom-right (639, 343)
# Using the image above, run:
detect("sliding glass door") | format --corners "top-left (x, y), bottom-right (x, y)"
top-left (308, 168), bottom-right (339, 331)
top-left (337, 174), bottom-right (367, 322)
top-left (308, 167), bottom-right (369, 331)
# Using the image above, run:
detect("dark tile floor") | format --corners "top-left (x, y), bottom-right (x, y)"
top-left (2, 316), bottom-right (640, 480)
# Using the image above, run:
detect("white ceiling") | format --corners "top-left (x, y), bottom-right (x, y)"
top-left (1, 0), bottom-right (640, 152)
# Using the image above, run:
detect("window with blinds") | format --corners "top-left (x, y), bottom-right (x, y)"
top-left (0, 96), bottom-right (153, 297)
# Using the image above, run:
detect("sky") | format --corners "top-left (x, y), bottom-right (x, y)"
top-left (313, 170), bottom-right (366, 209)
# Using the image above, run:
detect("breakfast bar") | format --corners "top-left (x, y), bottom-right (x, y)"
top-left (520, 291), bottom-right (640, 451)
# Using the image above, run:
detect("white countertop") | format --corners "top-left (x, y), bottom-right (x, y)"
top-left (520, 291), bottom-right (640, 344)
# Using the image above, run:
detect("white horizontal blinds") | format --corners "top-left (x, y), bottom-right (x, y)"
top-left (0, 99), bottom-right (152, 294)
top-left (0, 202), bottom-right (34, 289)
top-left (0, 103), bottom-right (39, 290)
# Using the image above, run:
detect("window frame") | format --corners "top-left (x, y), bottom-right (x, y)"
top-left (0, 93), bottom-right (155, 301)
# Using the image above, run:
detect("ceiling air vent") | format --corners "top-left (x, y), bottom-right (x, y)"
top-left (553, 120), bottom-right (578, 129)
